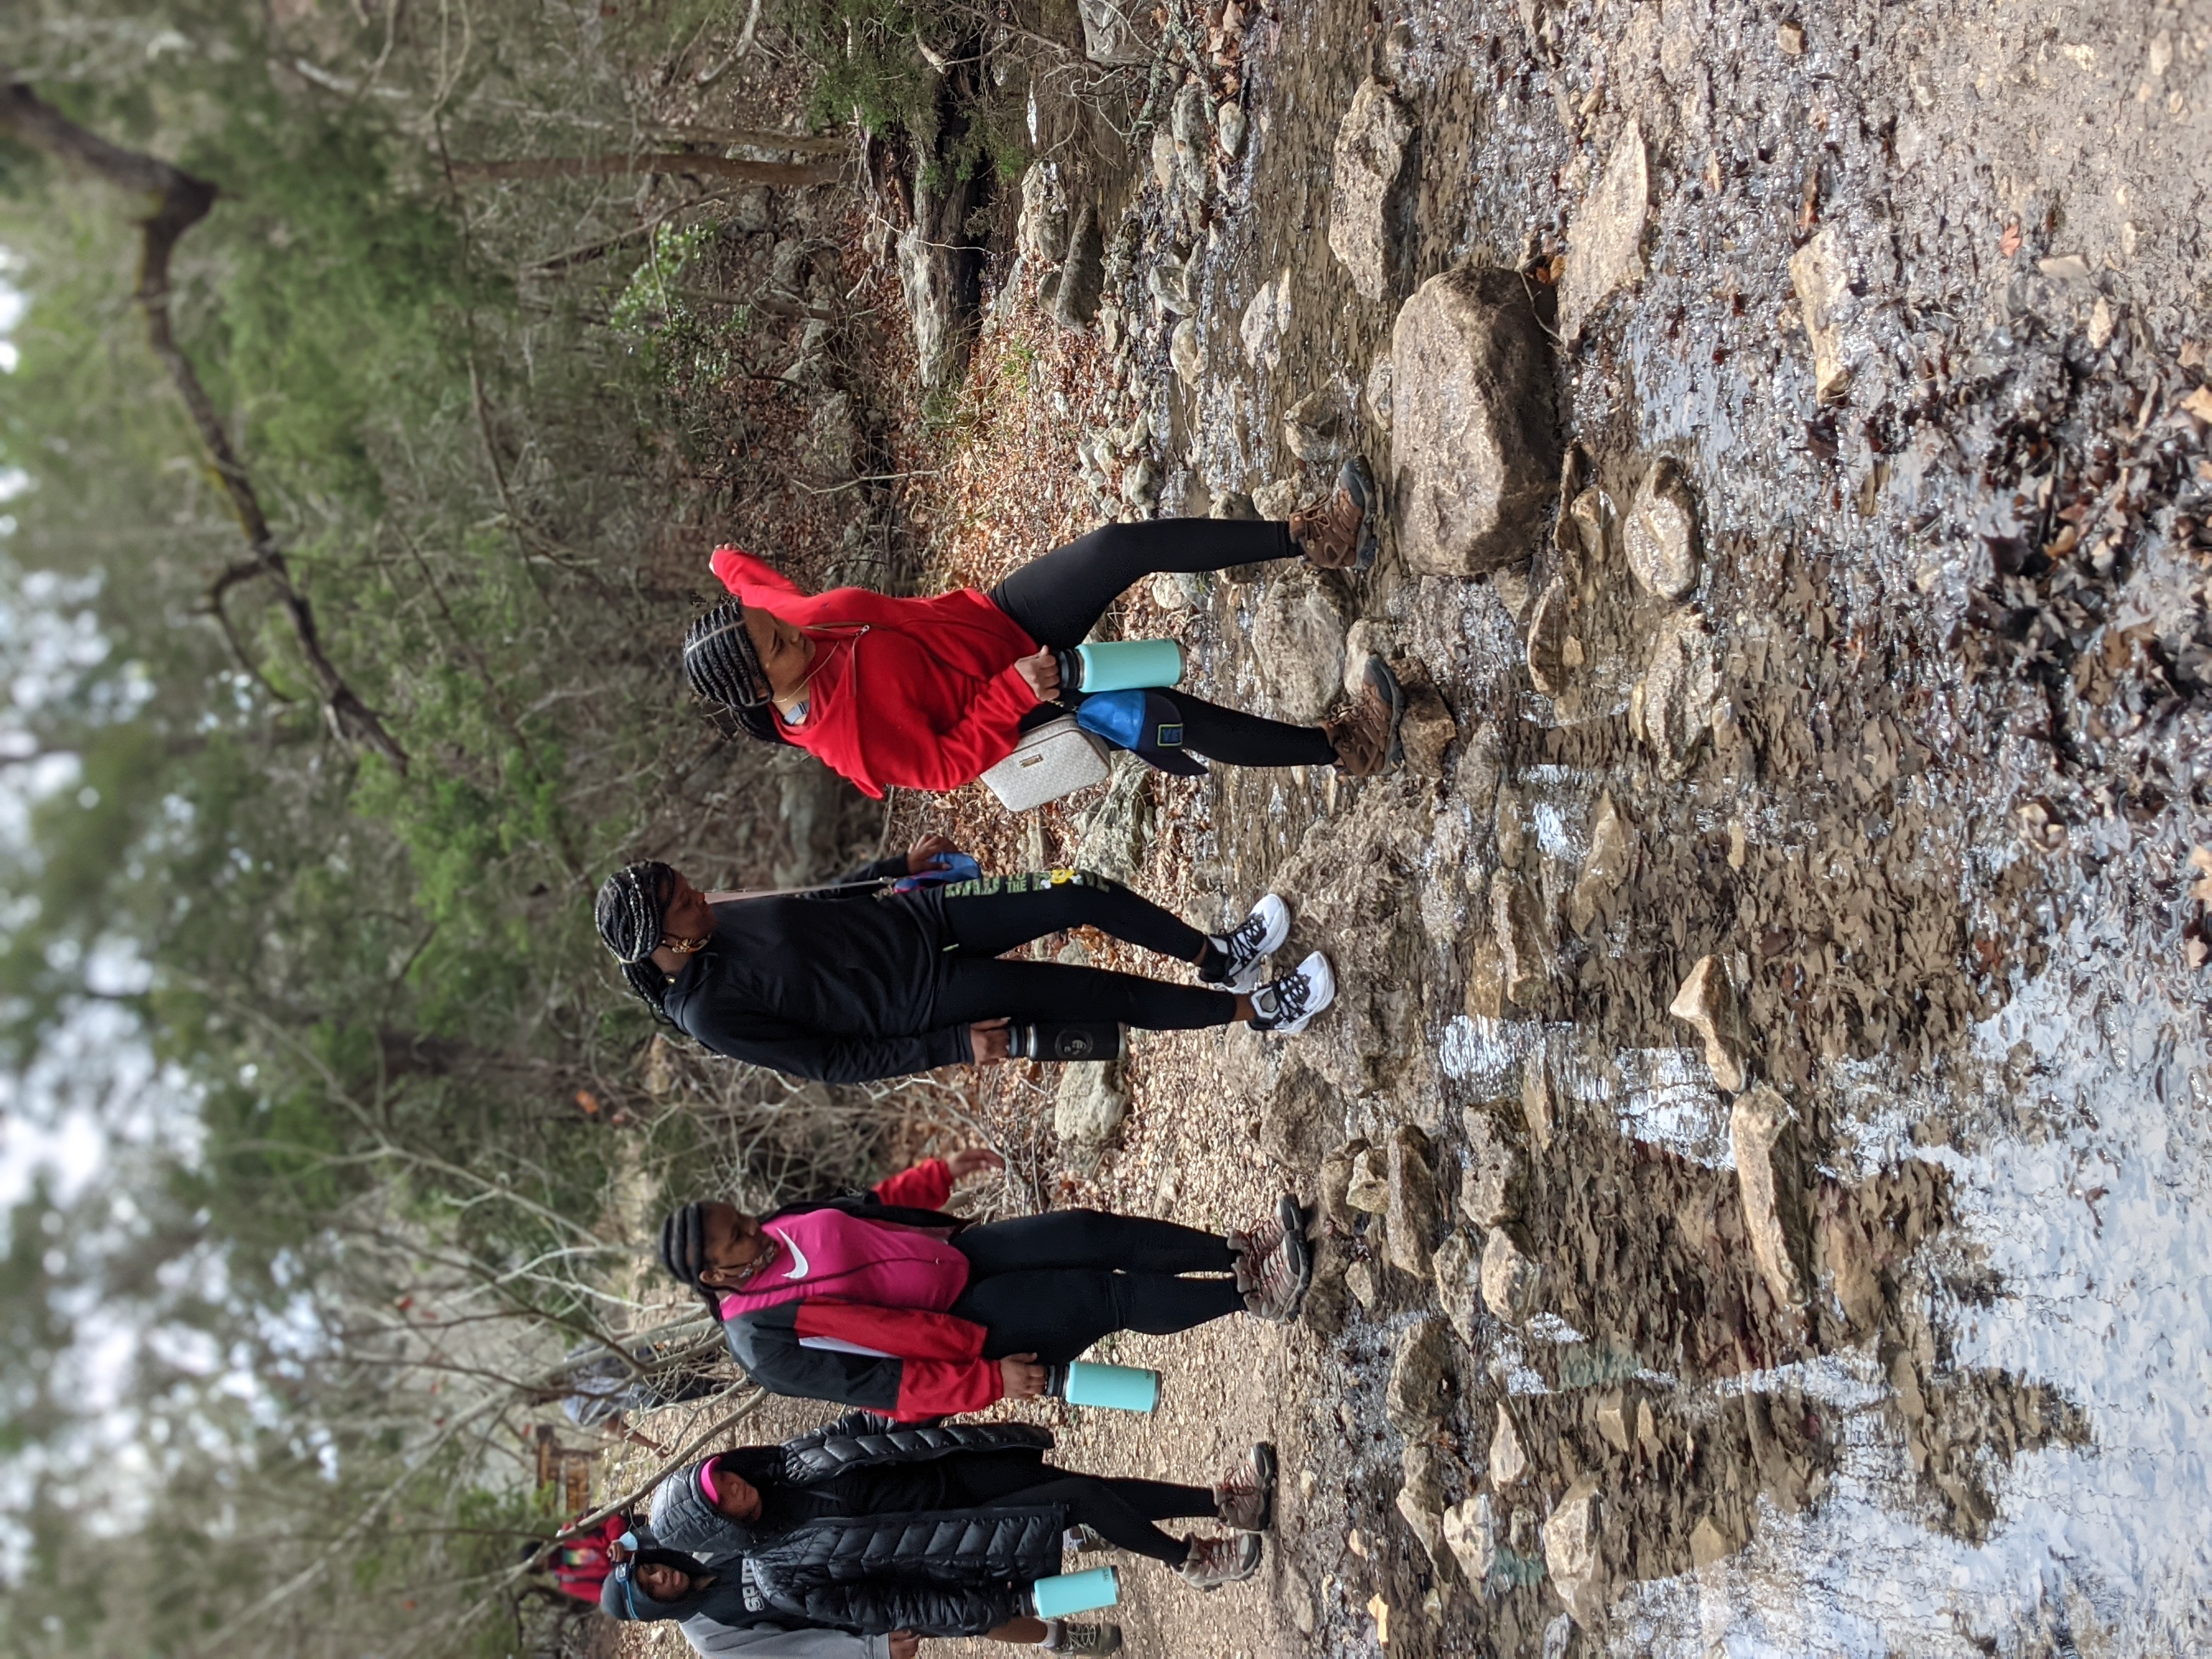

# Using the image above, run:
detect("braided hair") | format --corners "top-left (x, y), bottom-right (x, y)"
top-left (659, 1202), bottom-right (724, 1319)
top-left (684, 601), bottom-right (788, 747)
top-left (595, 861), bottom-right (680, 1015)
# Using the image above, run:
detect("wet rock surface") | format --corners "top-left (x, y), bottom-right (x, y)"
top-left (928, 1), bottom-right (2212, 1654)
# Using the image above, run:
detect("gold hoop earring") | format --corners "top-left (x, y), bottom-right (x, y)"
top-left (663, 934), bottom-right (711, 955)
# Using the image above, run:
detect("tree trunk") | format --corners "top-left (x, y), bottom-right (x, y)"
top-left (450, 153), bottom-right (839, 187)
top-left (0, 77), bottom-right (410, 773)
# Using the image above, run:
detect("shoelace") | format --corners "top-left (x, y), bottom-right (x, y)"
top-left (1259, 970), bottom-right (1311, 1023)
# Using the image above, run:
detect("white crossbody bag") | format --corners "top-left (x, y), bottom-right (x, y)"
top-left (981, 714), bottom-right (1110, 811)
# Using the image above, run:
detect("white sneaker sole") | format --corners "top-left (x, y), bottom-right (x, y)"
top-left (1223, 894), bottom-right (1293, 992)
top-left (1262, 951), bottom-right (1336, 1036)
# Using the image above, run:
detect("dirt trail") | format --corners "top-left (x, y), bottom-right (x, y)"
top-left (622, 3), bottom-right (2212, 1656)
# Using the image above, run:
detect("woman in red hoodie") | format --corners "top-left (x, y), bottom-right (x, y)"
top-left (683, 487), bottom-right (1406, 798)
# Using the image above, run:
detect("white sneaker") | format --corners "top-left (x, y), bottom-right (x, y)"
top-left (1248, 952), bottom-right (1335, 1035)
top-left (1204, 894), bottom-right (1293, 992)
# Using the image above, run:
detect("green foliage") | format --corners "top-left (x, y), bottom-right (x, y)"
top-left (787, 0), bottom-right (944, 143)
top-left (608, 221), bottom-right (757, 386)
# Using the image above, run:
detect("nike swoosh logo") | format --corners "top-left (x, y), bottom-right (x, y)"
top-left (770, 1227), bottom-right (810, 1281)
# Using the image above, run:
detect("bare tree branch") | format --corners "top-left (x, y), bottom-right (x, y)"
top-left (448, 151), bottom-right (839, 187)
top-left (0, 76), bottom-right (410, 772)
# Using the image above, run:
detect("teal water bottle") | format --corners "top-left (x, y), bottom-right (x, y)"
top-left (1050, 1359), bottom-right (1160, 1413)
top-left (1055, 638), bottom-right (1186, 693)
top-left (1030, 1566), bottom-right (1120, 1619)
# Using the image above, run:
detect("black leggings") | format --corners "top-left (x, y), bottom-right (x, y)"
top-left (950, 1210), bottom-right (1244, 1367)
top-left (989, 520), bottom-right (1338, 769)
top-left (943, 1455), bottom-right (1212, 1567)
top-left (933, 873), bottom-right (1237, 1032)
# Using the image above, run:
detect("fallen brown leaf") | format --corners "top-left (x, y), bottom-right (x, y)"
top-left (2000, 221), bottom-right (2023, 258)
top-left (2179, 384), bottom-right (2212, 425)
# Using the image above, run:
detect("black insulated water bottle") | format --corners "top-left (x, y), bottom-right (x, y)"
top-left (1011, 1021), bottom-right (1127, 1062)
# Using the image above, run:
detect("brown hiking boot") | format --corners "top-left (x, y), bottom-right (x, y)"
top-left (1289, 458), bottom-right (1378, 569)
top-left (1213, 1442), bottom-right (1278, 1532)
top-left (1323, 656), bottom-right (1404, 776)
top-left (1243, 1197), bottom-right (1314, 1323)
top-left (1177, 1531), bottom-right (1263, 1589)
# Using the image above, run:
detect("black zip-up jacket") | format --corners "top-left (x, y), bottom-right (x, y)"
top-left (661, 860), bottom-right (973, 1083)
top-left (644, 1412), bottom-right (1064, 1638)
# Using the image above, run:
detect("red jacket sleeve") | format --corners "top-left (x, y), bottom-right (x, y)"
top-left (710, 545), bottom-right (806, 601)
top-left (871, 1158), bottom-right (953, 1210)
top-left (789, 1301), bottom-right (1002, 1421)
top-left (851, 661), bottom-right (1040, 793)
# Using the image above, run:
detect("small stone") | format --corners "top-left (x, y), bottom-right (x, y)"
top-left (1150, 127), bottom-right (1178, 190)
top-left (1490, 870), bottom-right (1551, 1009)
top-left (1346, 1146), bottom-right (1391, 1214)
top-left (1210, 488), bottom-right (1259, 521)
top-left (1172, 81), bottom-right (1214, 195)
top-left (1385, 1315), bottom-right (1453, 1434)
top-left (1053, 1063), bottom-right (1128, 1171)
top-left (1345, 1256), bottom-right (1381, 1309)
top-left (1385, 1125), bottom-right (1442, 1277)
top-left (1636, 608), bottom-right (1720, 779)
top-left (1120, 458), bottom-right (1158, 508)
top-left (1442, 1494), bottom-right (1497, 1584)
top-left (1458, 1107), bottom-right (1525, 1227)
top-left (1776, 18), bottom-right (1805, 54)
top-left (1520, 1058), bottom-right (1554, 1152)
top-left (1395, 664), bottom-right (1459, 776)
top-left (1390, 265), bottom-right (1560, 574)
top-left (1542, 1475), bottom-right (1605, 1625)
top-left (1150, 571), bottom-right (1195, 611)
top-left (1240, 268), bottom-right (1292, 369)
top-left (1480, 1228), bottom-right (1542, 1323)
top-left (1560, 122), bottom-right (1650, 342)
top-left (1283, 388), bottom-right (1343, 462)
top-left (1319, 1137), bottom-right (1370, 1227)
top-left (1147, 260), bottom-right (1195, 316)
top-left (1218, 100), bottom-right (1247, 157)
top-left (1098, 302), bottom-right (1122, 354)
top-left (1170, 318), bottom-right (1203, 386)
top-left (1326, 77), bottom-right (1417, 300)
top-left (1789, 221), bottom-right (1854, 402)
top-left (1364, 353), bottom-right (1395, 436)
top-left (2087, 297), bottom-right (2115, 351)
top-left (1432, 1228), bottom-right (1481, 1343)
top-left (1567, 791), bottom-right (1637, 933)
top-left (1668, 953), bottom-right (1745, 1092)
top-left (1730, 1085), bottom-right (1808, 1311)
top-left (1395, 1441), bottom-right (1449, 1564)
top-left (1489, 1403), bottom-right (1528, 1485)
top-left (1017, 165), bottom-right (1069, 266)
top-left (1594, 1390), bottom-right (1633, 1454)
top-left (1053, 204), bottom-right (1105, 329)
top-left (1251, 477), bottom-right (1299, 521)
top-left (1623, 457), bottom-right (1701, 600)
top-left (1525, 576), bottom-right (1577, 697)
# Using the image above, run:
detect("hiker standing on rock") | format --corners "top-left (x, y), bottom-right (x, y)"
top-left (592, 838), bottom-right (1336, 1084)
top-left (680, 472), bottom-right (1404, 791)
top-left (600, 1412), bottom-right (1280, 1655)
top-left (656, 1150), bottom-right (1312, 1421)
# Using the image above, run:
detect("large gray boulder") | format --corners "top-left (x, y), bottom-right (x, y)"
top-left (1249, 565), bottom-right (1348, 723)
top-left (1325, 78), bottom-right (1415, 301)
top-left (1388, 266), bottom-right (1560, 575)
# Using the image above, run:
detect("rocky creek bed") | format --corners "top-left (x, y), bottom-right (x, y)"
top-left (623, 2), bottom-right (2212, 1656)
